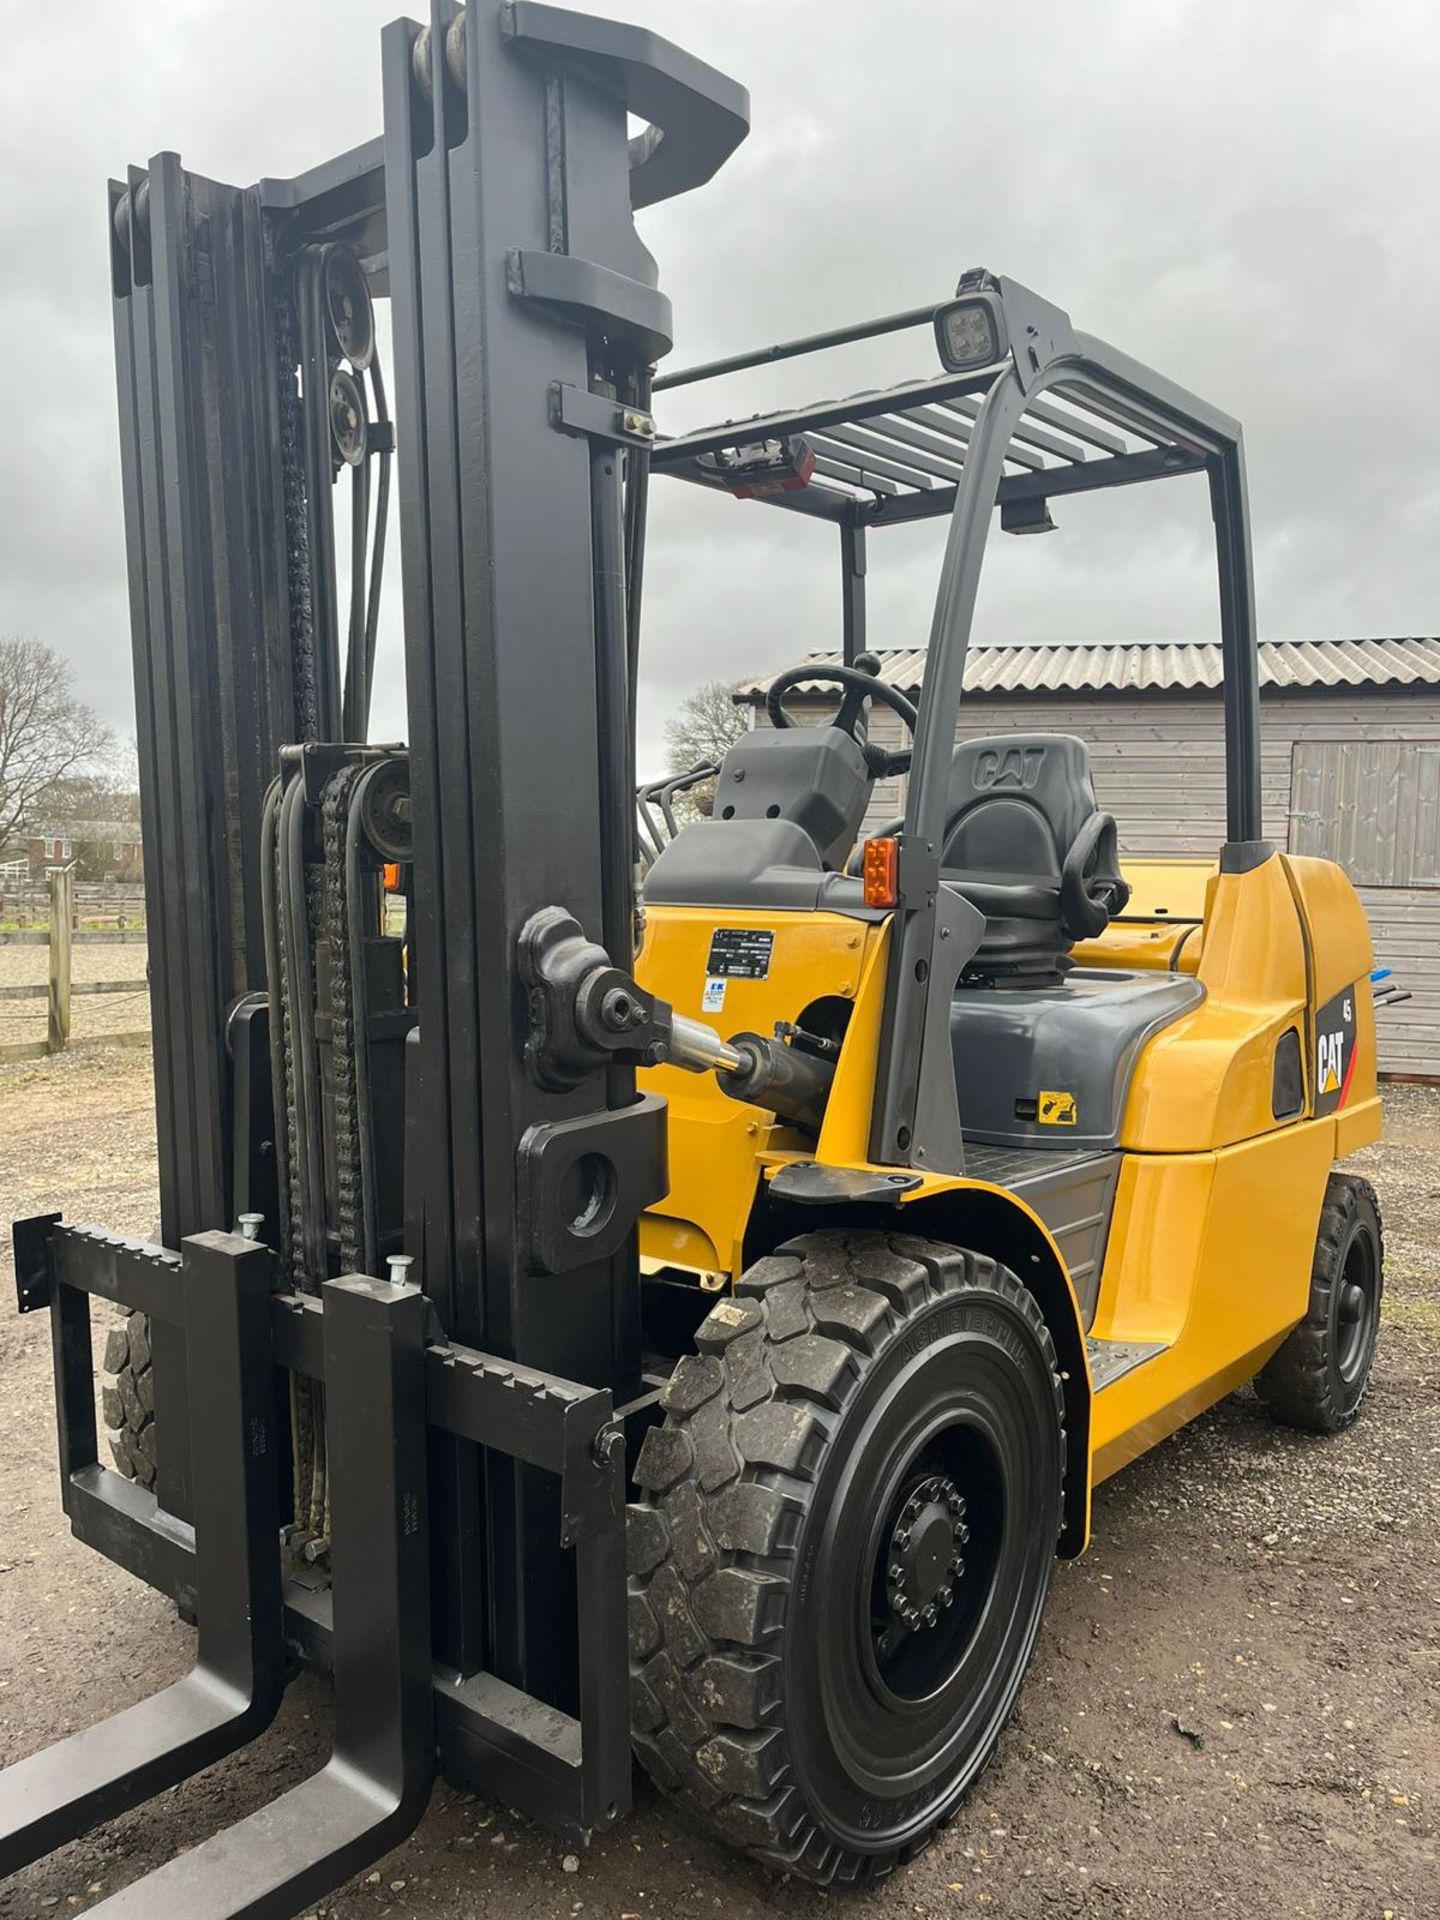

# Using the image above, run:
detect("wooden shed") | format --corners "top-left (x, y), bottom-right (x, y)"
top-left (737, 637), bottom-right (1440, 1080)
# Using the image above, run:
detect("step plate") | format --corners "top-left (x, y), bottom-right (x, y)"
top-left (1086, 1335), bottom-right (1167, 1391)
top-left (961, 1140), bottom-right (1115, 1190)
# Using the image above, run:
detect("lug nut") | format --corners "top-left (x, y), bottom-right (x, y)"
top-left (386, 1252), bottom-right (415, 1287)
top-left (237, 1213), bottom-right (264, 1242)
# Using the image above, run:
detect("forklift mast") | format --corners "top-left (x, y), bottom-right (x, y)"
top-left (113, 0), bottom-right (747, 1675)
top-left (2, 5), bottom-right (747, 1908)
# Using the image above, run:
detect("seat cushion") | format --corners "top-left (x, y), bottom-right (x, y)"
top-left (943, 872), bottom-right (1063, 924)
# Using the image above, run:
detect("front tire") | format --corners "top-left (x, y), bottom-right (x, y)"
top-left (627, 1230), bottom-right (1065, 1886)
top-left (1257, 1173), bottom-right (1384, 1433)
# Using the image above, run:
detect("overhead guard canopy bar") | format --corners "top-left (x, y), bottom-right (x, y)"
top-left (646, 273), bottom-right (1262, 1172)
top-left (653, 299), bottom-right (945, 391)
top-left (849, 279), bottom-right (1262, 1179)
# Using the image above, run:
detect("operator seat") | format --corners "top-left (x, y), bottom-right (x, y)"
top-left (942, 733), bottom-right (1131, 985)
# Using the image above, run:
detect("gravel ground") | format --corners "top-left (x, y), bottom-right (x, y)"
top-left (0, 943), bottom-right (149, 1051)
top-left (0, 1050), bottom-right (1436, 1920)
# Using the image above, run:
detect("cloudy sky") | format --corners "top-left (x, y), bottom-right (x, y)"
top-left (3, 1), bottom-right (1439, 779)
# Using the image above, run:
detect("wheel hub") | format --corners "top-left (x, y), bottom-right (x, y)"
top-left (884, 1474), bottom-right (968, 1632)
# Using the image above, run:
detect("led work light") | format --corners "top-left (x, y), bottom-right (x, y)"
top-left (933, 291), bottom-right (1008, 373)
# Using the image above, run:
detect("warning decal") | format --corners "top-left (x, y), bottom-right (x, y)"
top-left (1037, 1090), bottom-right (1078, 1127)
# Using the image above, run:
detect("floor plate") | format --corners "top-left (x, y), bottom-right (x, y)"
top-left (1085, 1335), bottom-right (1167, 1391)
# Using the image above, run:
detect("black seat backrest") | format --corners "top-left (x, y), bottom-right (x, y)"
top-left (942, 732), bottom-right (1129, 984)
top-left (946, 734), bottom-right (1099, 879)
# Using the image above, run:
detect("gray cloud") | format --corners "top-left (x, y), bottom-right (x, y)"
top-left (4, 1), bottom-right (1438, 781)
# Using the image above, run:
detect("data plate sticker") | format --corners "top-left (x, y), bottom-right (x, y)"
top-left (706, 928), bottom-right (774, 980)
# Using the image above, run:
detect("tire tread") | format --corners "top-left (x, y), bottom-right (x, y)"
top-left (1256, 1173), bottom-right (1384, 1433)
top-left (628, 1229), bottom-right (1063, 1886)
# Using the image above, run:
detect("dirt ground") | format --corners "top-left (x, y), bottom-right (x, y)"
top-left (0, 1048), bottom-right (1436, 1920)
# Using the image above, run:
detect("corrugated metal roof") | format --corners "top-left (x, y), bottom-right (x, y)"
top-left (735, 637), bottom-right (1440, 701)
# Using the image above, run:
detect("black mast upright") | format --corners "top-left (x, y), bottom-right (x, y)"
top-left (383, 0), bottom-right (747, 1706)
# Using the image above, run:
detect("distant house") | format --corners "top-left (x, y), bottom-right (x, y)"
top-left (737, 636), bottom-right (1440, 1081)
top-left (21, 820), bottom-right (144, 883)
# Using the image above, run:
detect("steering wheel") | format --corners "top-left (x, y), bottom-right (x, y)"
top-left (765, 654), bottom-right (918, 779)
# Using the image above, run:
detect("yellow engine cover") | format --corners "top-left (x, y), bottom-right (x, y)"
top-left (635, 904), bottom-right (886, 1278)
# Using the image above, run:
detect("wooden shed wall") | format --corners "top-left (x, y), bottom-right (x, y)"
top-left (779, 687), bottom-right (1440, 1078)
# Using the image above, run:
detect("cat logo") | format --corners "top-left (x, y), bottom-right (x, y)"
top-left (1038, 1089), bottom-right (1077, 1126)
top-left (975, 745), bottom-right (1045, 791)
top-left (1318, 1026), bottom-right (1346, 1096)
top-left (1313, 987), bottom-right (1357, 1115)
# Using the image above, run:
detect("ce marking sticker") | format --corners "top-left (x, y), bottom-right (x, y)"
top-left (706, 928), bottom-right (774, 980)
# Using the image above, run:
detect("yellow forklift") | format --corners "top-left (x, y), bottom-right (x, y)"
top-left (1, 6), bottom-right (1384, 1910)
top-left (625, 275), bottom-right (1386, 1881)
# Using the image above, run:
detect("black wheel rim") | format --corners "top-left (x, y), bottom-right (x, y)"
top-left (788, 1300), bottom-right (1061, 1856)
top-left (865, 1427), bottom-right (1005, 1703)
top-left (1335, 1221), bottom-right (1379, 1387)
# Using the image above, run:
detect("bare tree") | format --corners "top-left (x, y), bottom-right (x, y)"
top-left (662, 679), bottom-right (751, 820)
top-left (0, 637), bottom-right (115, 849)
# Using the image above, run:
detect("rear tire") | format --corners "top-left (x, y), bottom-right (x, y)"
top-left (1257, 1173), bottom-right (1383, 1434)
top-left (101, 1308), bottom-right (156, 1490)
top-left (627, 1230), bottom-right (1065, 1886)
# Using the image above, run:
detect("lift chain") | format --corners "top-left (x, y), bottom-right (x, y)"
top-left (271, 786), bottom-right (316, 1538)
top-left (274, 787), bottom-right (308, 1297)
top-left (321, 762), bottom-right (367, 1278)
top-left (272, 762), bottom-right (369, 1559)
top-left (275, 277), bottom-right (319, 744)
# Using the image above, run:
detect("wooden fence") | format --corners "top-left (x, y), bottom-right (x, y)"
top-left (0, 869), bottom-right (151, 1065)
top-left (0, 876), bottom-right (145, 931)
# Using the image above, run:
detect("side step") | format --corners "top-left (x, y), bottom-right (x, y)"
top-left (1086, 1334), bottom-right (1167, 1391)
top-left (0, 1232), bottom-right (284, 1877)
